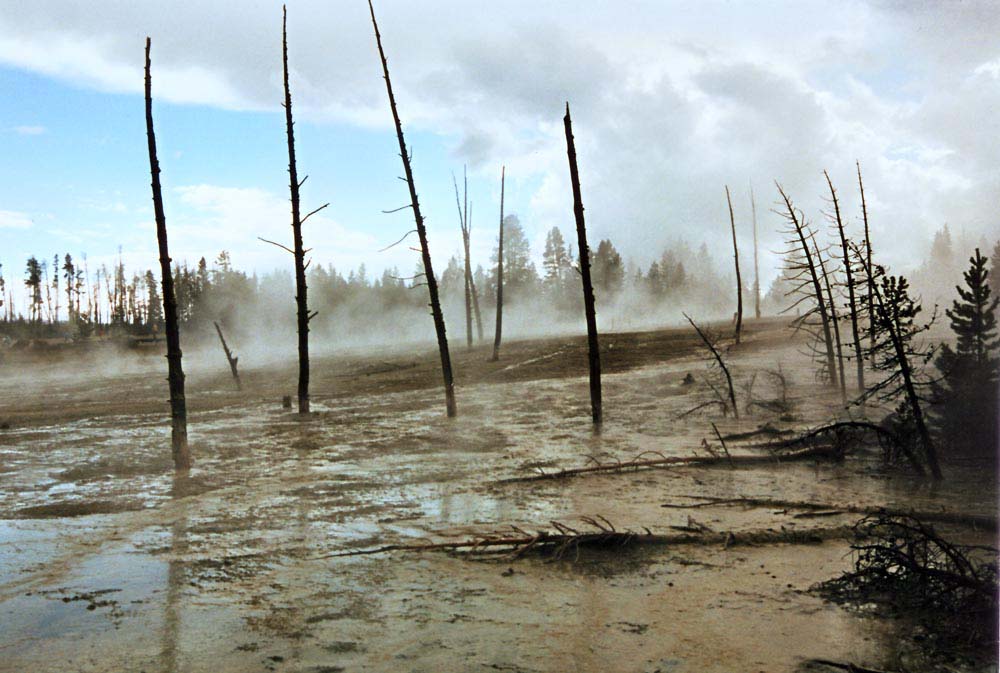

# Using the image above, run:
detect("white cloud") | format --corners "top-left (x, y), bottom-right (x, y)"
top-left (12, 125), bottom-right (46, 135)
top-left (0, 210), bottom-right (33, 228)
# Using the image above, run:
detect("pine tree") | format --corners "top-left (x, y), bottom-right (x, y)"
top-left (931, 248), bottom-right (999, 458)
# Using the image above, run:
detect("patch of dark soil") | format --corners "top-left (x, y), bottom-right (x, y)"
top-left (14, 499), bottom-right (147, 519)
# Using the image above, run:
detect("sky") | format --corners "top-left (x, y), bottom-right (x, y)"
top-left (0, 0), bottom-right (998, 306)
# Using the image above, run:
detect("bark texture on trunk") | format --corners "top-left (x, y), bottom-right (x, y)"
top-left (369, 0), bottom-right (456, 417)
top-left (283, 6), bottom-right (311, 414)
top-left (145, 37), bottom-right (190, 470)
top-left (727, 186), bottom-right (743, 344)
top-left (491, 166), bottom-right (505, 362)
top-left (564, 104), bottom-right (602, 426)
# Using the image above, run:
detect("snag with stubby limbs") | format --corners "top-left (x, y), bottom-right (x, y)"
top-left (145, 37), bottom-right (190, 471)
top-left (814, 235), bottom-right (847, 401)
top-left (369, 0), bottom-right (456, 417)
top-left (825, 171), bottom-right (865, 393)
top-left (491, 166), bottom-right (505, 362)
top-left (564, 103), bottom-right (602, 425)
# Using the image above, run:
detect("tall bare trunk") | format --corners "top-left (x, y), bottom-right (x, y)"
top-left (750, 184), bottom-right (761, 319)
top-left (145, 37), bottom-right (190, 470)
top-left (826, 171), bottom-right (865, 393)
top-left (814, 236), bottom-right (847, 401)
top-left (564, 104), bottom-right (602, 426)
top-left (727, 186), bottom-right (743, 344)
top-left (282, 7), bottom-right (312, 414)
top-left (454, 169), bottom-right (483, 345)
top-left (369, 0), bottom-right (456, 417)
top-left (857, 161), bottom-right (876, 358)
top-left (777, 184), bottom-right (837, 389)
top-left (491, 166), bottom-right (505, 362)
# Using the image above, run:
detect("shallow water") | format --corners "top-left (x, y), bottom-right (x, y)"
top-left (0, 326), bottom-right (995, 672)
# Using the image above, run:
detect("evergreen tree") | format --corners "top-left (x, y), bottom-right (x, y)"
top-left (542, 227), bottom-right (570, 284)
top-left (931, 248), bottom-right (999, 458)
top-left (592, 239), bottom-right (624, 297)
top-left (24, 256), bottom-right (42, 323)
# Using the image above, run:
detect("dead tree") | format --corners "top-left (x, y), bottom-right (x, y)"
top-left (684, 313), bottom-right (739, 419)
top-left (491, 166), bottom-right (506, 362)
top-left (857, 161), bottom-right (876, 356)
top-left (213, 321), bottom-right (241, 390)
top-left (453, 168), bottom-right (482, 348)
top-left (825, 171), bottom-right (865, 393)
top-left (854, 248), bottom-right (942, 479)
top-left (727, 186), bottom-right (743, 344)
top-left (369, 0), bottom-right (456, 417)
top-left (750, 183), bottom-right (761, 319)
top-left (776, 183), bottom-right (838, 389)
top-left (280, 6), bottom-right (324, 414)
top-left (564, 103), bottom-right (602, 425)
top-left (145, 38), bottom-right (190, 471)
top-left (814, 235), bottom-right (847, 401)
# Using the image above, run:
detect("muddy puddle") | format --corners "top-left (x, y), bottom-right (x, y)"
top-left (0, 323), bottom-right (995, 672)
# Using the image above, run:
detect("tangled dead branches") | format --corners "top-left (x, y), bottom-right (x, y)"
top-left (817, 513), bottom-right (998, 650)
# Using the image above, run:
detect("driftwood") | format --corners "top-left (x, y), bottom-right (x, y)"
top-left (496, 444), bottom-right (844, 484)
top-left (320, 518), bottom-right (860, 560)
top-left (660, 495), bottom-right (997, 531)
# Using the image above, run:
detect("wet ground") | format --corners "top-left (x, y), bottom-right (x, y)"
top-left (0, 320), bottom-right (996, 672)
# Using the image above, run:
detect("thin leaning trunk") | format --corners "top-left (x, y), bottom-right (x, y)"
top-left (214, 321), bottom-right (241, 390)
top-left (814, 236), bottom-right (847, 401)
top-left (454, 169), bottom-right (482, 346)
top-left (145, 37), bottom-right (189, 470)
top-left (857, 161), bottom-right (876, 358)
top-left (750, 184), bottom-right (761, 319)
top-left (727, 186), bottom-right (743, 344)
top-left (369, 0), bottom-right (456, 417)
top-left (564, 103), bottom-right (602, 426)
top-left (826, 171), bottom-right (865, 393)
top-left (283, 6), bottom-right (311, 414)
top-left (491, 166), bottom-right (505, 362)
top-left (777, 184), bottom-right (838, 389)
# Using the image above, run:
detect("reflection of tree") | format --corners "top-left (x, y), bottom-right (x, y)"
top-left (160, 475), bottom-right (190, 673)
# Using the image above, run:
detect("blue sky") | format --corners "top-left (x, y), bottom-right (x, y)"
top-left (0, 0), bottom-right (997, 310)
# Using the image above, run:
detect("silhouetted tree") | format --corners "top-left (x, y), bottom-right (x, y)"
top-left (726, 186), bottom-right (743, 344)
top-left (491, 166), bottom-right (505, 362)
top-left (931, 249), bottom-right (999, 459)
top-left (826, 171), bottom-right (865, 393)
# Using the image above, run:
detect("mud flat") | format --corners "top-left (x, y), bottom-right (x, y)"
top-left (0, 320), bottom-right (995, 672)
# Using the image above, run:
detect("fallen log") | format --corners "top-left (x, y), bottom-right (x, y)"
top-left (318, 518), bottom-right (860, 560)
top-left (660, 495), bottom-right (997, 531)
top-left (495, 444), bottom-right (844, 484)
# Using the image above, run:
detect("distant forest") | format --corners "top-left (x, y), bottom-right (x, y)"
top-left (1, 218), bottom-right (997, 346)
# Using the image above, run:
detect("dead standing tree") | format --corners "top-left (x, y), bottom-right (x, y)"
top-left (857, 161), bottom-right (876, 356)
top-left (814, 234), bottom-right (847, 401)
top-left (750, 183), bottom-right (762, 320)
top-left (491, 166), bottom-right (506, 362)
top-left (369, 0), bottom-right (456, 417)
top-left (213, 321), bottom-right (241, 390)
top-left (266, 7), bottom-right (328, 414)
top-left (145, 38), bottom-right (190, 470)
top-left (564, 104), bottom-right (602, 426)
top-left (776, 184), bottom-right (839, 390)
top-left (825, 171), bottom-right (865, 393)
top-left (684, 313), bottom-right (739, 419)
top-left (726, 186), bottom-right (743, 344)
top-left (453, 168), bottom-right (483, 348)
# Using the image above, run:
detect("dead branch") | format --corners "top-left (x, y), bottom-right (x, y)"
top-left (683, 313), bottom-right (738, 419)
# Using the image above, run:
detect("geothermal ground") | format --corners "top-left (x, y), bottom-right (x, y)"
top-left (0, 320), bottom-right (995, 673)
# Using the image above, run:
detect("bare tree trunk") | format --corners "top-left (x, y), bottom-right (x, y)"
top-left (564, 104), bottom-right (602, 426)
top-left (145, 38), bottom-right (190, 471)
top-left (814, 236), bottom-right (847, 402)
top-left (491, 167), bottom-right (505, 362)
top-left (213, 321), bottom-right (241, 390)
top-left (369, 0), bottom-right (456, 417)
top-left (727, 186), bottom-right (743, 344)
top-left (826, 171), bottom-right (865, 393)
top-left (750, 184), bottom-right (761, 319)
top-left (684, 313), bottom-right (739, 420)
top-left (777, 184), bottom-right (838, 389)
top-left (454, 170), bottom-right (483, 346)
top-left (282, 7), bottom-right (312, 415)
top-left (857, 161), bottom-right (876, 358)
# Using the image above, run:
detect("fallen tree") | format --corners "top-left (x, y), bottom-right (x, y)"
top-left (495, 444), bottom-right (844, 484)
top-left (320, 517), bottom-right (860, 560)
